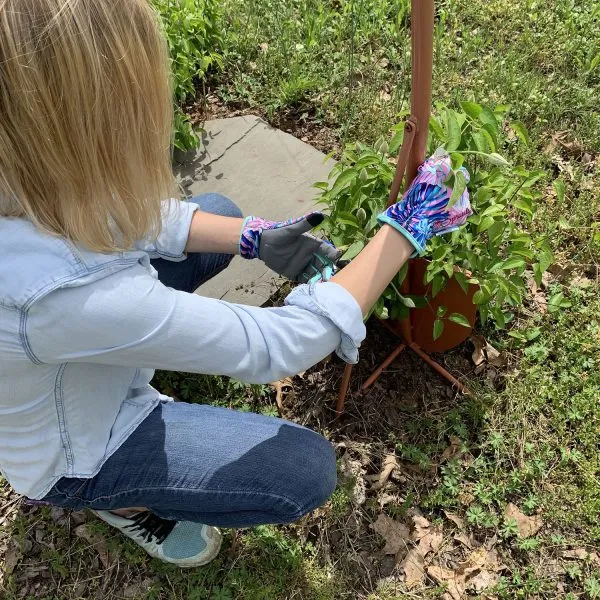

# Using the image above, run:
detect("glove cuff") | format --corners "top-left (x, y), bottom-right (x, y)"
top-left (377, 214), bottom-right (424, 257)
top-left (239, 216), bottom-right (262, 260)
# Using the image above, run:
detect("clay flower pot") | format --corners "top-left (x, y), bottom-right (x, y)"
top-left (386, 257), bottom-right (479, 353)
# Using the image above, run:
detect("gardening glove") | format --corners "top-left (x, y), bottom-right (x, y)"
top-left (239, 212), bottom-right (341, 283)
top-left (377, 154), bottom-right (473, 257)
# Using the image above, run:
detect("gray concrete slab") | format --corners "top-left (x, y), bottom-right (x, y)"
top-left (174, 116), bottom-right (334, 305)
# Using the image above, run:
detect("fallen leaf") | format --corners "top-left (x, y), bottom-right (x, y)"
top-left (377, 492), bottom-right (399, 508)
top-left (370, 514), bottom-right (410, 555)
top-left (505, 503), bottom-right (543, 538)
top-left (1, 545), bottom-right (22, 576)
top-left (367, 453), bottom-right (398, 491)
top-left (427, 564), bottom-right (465, 600)
top-left (562, 548), bottom-right (600, 565)
top-left (444, 511), bottom-right (466, 530)
top-left (401, 548), bottom-right (425, 588)
top-left (469, 335), bottom-right (505, 368)
top-left (418, 525), bottom-right (444, 557)
top-left (379, 90), bottom-right (392, 102)
top-left (411, 514), bottom-right (431, 539)
top-left (270, 377), bottom-right (294, 412)
top-left (441, 436), bottom-right (463, 462)
top-left (468, 569), bottom-right (499, 593)
top-left (75, 524), bottom-right (112, 568)
top-left (454, 532), bottom-right (474, 549)
top-left (459, 546), bottom-right (488, 576)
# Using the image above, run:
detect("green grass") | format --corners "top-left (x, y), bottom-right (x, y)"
top-left (2, 1), bottom-right (599, 599)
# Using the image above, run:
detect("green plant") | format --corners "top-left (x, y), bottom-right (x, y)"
top-left (153, 0), bottom-right (223, 150)
top-left (317, 102), bottom-right (554, 336)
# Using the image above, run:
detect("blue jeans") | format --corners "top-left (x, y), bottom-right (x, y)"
top-left (40, 194), bottom-right (337, 527)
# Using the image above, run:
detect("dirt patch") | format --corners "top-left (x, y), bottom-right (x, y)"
top-left (187, 94), bottom-right (341, 155)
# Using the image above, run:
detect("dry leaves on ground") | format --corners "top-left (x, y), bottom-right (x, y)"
top-left (338, 451), bottom-right (367, 506)
top-left (443, 511), bottom-right (466, 531)
top-left (440, 436), bottom-right (464, 463)
top-left (366, 453), bottom-right (398, 491)
top-left (505, 503), bottom-right (543, 539)
top-left (74, 524), bottom-right (112, 568)
top-left (469, 335), bottom-right (506, 372)
top-left (370, 513), bottom-right (410, 556)
top-left (270, 377), bottom-right (294, 413)
top-left (427, 546), bottom-right (504, 599)
top-left (562, 548), bottom-right (600, 565)
top-left (399, 515), bottom-right (445, 589)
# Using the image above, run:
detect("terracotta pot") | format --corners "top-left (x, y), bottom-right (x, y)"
top-left (386, 257), bottom-right (479, 353)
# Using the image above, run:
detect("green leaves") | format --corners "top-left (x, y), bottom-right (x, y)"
top-left (341, 240), bottom-right (365, 260)
top-left (445, 111), bottom-right (462, 152)
top-left (316, 100), bottom-right (556, 333)
top-left (433, 319), bottom-right (444, 340)
top-left (510, 121), bottom-right (530, 145)
top-left (547, 291), bottom-right (572, 313)
top-left (447, 170), bottom-right (468, 209)
top-left (449, 313), bottom-right (471, 328)
top-left (460, 101), bottom-right (483, 120)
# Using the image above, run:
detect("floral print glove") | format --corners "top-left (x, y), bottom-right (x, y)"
top-left (377, 154), bottom-right (473, 256)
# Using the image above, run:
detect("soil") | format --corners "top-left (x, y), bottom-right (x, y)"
top-left (187, 94), bottom-right (341, 154)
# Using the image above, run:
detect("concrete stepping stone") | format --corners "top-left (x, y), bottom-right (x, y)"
top-left (174, 115), bottom-right (333, 305)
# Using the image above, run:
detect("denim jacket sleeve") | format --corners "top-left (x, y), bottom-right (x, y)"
top-left (26, 264), bottom-right (366, 383)
top-left (134, 199), bottom-right (199, 261)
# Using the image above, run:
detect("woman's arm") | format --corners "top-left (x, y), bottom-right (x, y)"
top-left (184, 210), bottom-right (243, 254)
top-left (332, 225), bottom-right (413, 316)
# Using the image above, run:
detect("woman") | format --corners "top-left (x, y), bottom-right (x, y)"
top-left (0, 0), bottom-right (471, 568)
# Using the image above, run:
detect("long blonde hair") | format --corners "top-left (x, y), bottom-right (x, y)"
top-left (0, 0), bottom-right (176, 252)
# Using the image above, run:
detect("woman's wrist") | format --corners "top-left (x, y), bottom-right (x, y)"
top-left (331, 224), bottom-right (413, 316)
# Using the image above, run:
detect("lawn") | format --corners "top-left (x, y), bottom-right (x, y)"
top-left (1, 1), bottom-right (599, 599)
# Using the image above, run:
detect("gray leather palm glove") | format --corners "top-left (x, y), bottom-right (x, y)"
top-left (239, 212), bottom-right (340, 283)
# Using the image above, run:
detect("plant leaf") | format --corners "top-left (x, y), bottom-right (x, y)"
top-left (449, 313), bottom-right (471, 328)
top-left (445, 112), bottom-right (462, 152)
top-left (488, 153), bottom-right (510, 167)
top-left (460, 101), bottom-right (483, 120)
top-left (341, 240), bottom-right (365, 260)
top-left (433, 319), bottom-right (444, 340)
top-left (510, 121), bottom-right (530, 145)
top-left (501, 257), bottom-right (526, 271)
top-left (447, 170), bottom-right (467, 209)
top-left (399, 295), bottom-right (416, 308)
top-left (431, 274), bottom-right (446, 298)
top-left (553, 179), bottom-right (565, 204)
top-left (478, 106), bottom-right (499, 134)
top-left (473, 290), bottom-right (487, 305)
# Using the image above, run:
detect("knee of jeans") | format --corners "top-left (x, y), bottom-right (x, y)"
top-left (189, 193), bottom-right (243, 220)
top-left (279, 433), bottom-right (337, 522)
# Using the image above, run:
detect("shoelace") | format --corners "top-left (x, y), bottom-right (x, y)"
top-left (125, 511), bottom-right (177, 545)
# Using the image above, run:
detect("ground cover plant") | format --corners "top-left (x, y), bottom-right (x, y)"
top-left (1, 1), bottom-right (599, 599)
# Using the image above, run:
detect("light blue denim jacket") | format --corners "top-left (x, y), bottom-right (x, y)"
top-left (0, 200), bottom-right (366, 499)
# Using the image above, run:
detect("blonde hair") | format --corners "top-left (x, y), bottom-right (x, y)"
top-left (0, 0), bottom-right (176, 252)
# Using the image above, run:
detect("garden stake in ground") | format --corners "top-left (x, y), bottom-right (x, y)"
top-left (336, 0), bottom-right (472, 415)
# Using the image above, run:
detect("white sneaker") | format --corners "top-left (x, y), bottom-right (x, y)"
top-left (95, 510), bottom-right (222, 567)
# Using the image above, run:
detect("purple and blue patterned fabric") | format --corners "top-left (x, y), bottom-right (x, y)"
top-left (240, 215), bottom-right (309, 260)
top-left (377, 154), bottom-right (472, 256)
